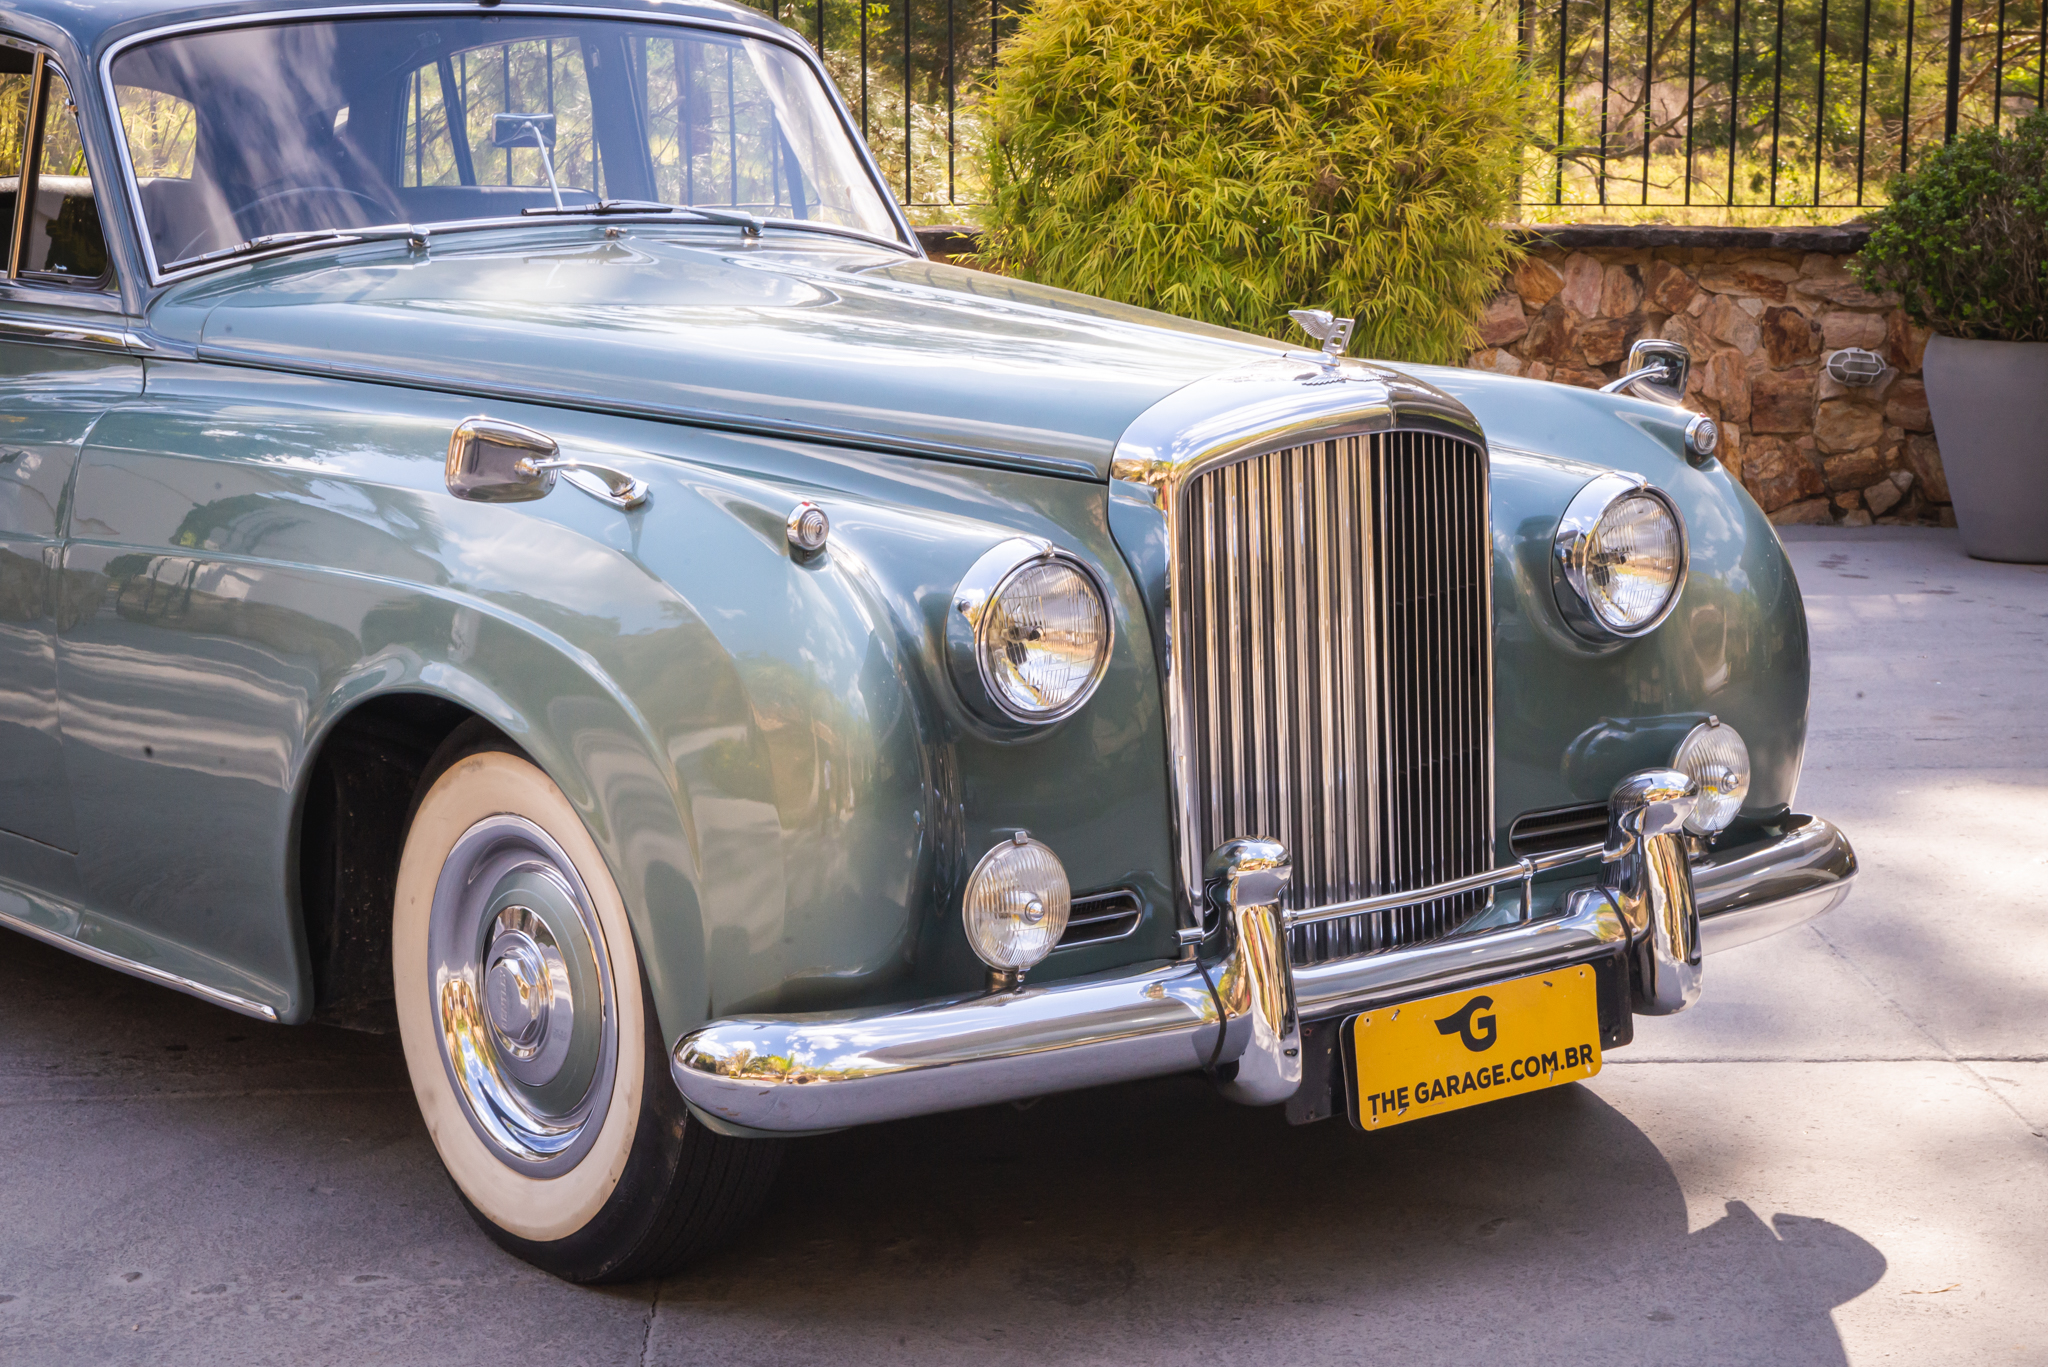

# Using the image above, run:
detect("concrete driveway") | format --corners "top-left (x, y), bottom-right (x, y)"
top-left (3, 525), bottom-right (2043, 1366)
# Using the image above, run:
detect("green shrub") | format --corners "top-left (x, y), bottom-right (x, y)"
top-left (971, 0), bottom-right (1529, 363)
top-left (1851, 108), bottom-right (2048, 344)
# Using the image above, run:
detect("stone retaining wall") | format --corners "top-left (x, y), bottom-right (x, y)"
top-left (915, 222), bottom-right (1947, 526)
top-left (1470, 226), bottom-right (1949, 526)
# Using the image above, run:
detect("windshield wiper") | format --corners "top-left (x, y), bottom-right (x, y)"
top-left (521, 199), bottom-right (763, 237)
top-left (168, 224), bottom-right (427, 271)
top-left (516, 201), bottom-right (915, 252)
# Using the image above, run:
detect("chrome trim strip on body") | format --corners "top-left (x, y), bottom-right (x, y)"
top-left (98, 3), bottom-right (920, 288)
top-left (0, 313), bottom-right (152, 351)
top-left (667, 813), bottom-right (1854, 1130)
top-left (0, 908), bottom-right (280, 1021)
top-left (1110, 356), bottom-right (1487, 944)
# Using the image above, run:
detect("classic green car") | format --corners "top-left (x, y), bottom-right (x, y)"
top-left (0, 0), bottom-right (1855, 1283)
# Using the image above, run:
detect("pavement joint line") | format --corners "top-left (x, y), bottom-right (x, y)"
top-left (1811, 857), bottom-right (2048, 1145)
top-left (0, 1086), bottom-right (412, 1106)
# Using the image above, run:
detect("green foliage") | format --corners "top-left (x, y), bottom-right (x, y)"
top-left (971, 0), bottom-right (1530, 363)
top-left (1852, 108), bottom-right (2048, 344)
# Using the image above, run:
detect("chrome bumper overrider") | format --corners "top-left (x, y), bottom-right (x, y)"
top-left (672, 786), bottom-right (1855, 1134)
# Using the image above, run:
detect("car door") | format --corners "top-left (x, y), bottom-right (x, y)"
top-left (0, 43), bottom-right (142, 873)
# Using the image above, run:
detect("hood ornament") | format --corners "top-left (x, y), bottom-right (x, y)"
top-left (1288, 308), bottom-right (1355, 359)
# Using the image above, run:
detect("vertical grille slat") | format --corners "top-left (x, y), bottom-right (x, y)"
top-left (1173, 430), bottom-right (1493, 967)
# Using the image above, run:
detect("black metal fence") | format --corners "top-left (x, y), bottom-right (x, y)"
top-left (1518, 0), bottom-right (2046, 209)
top-left (735, 0), bottom-right (2045, 215)
top-left (741, 0), bottom-right (1014, 213)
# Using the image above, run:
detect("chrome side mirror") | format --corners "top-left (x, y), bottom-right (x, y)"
top-left (446, 417), bottom-right (558, 503)
top-left (446, 416), bottom-right (651, 510)
top-left (1600, 338), bottom-right (1690, 405)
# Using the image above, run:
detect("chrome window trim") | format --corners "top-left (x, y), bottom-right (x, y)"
top-left (1109, 356), bottom-right (1491, 943)
top-left (0, 44), bottom-right (125, 298)
top-left (1549, 472), bottom-right (1689, 641)
top-left (97, 2), bottom-right (919, 287)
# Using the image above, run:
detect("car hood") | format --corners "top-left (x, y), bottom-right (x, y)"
top-left (168, 229), bottom-right (1296, 480)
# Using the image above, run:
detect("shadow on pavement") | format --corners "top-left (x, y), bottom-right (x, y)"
top-left (660, 1045), bottom-right (1886, 1362)
top-left (0, 933), bottom-right (1885, 1366)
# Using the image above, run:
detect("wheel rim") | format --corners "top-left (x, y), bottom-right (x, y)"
top-left (428, 813), bottom-right (619, 1176)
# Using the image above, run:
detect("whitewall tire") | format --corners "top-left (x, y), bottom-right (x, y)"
top-left (393, 734), bottom-right (780, 1281)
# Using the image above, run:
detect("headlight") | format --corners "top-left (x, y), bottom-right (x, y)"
top-left (1671, 718), bottom-right (1750, 833)
top-left (1552, 474), bottom-right (1687, 639)
top-left (948, 538), bottom-right (1113, 725)
top-left (962, 833), bottom-right (1071, 972)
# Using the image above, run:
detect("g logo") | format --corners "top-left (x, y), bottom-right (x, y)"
top-left (1434, 995), bottom-right (1497, 1052)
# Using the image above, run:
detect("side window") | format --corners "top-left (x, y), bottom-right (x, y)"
top-left (20, 67), bottom-right (110, 284)
top-left (401, 39), bottom-right (601, 196)
top-left (0, 45), bottom-right (32, 266)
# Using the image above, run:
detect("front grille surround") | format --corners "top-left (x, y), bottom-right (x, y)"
top-left (1160, 427), bottom-right (1496, 967)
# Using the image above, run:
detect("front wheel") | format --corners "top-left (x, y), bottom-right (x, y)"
top-left (393, 740), bottom-right (780, 1282)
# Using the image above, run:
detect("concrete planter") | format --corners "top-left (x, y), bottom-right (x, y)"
top-left (1922, 334), bottom-right (2048, 562)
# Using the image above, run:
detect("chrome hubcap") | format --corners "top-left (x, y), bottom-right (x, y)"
top-left (429, 815), bottom-right (617, 1175)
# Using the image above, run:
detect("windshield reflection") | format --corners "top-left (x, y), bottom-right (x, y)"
top-left (110, 14), bottom-right (901, 269)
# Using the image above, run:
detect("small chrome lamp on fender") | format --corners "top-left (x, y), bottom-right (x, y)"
top-left (947, 538), bottom-right (1113, 728)
top-left (785, 501), bottom-right (830, 556)
top-left (1683, 414), bottom-right (1721, 466)
top-left (1567, 768), bottom-right (1704, 1015)
top-left (446, 416), bottom-right (650, 511)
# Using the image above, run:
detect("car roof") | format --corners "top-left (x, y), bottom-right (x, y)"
top-left (1, 0), bottom-right (789, 61)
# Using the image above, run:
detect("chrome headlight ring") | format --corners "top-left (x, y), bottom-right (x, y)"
top-left (947, 537), bottom-right (1115, 728)
top-left (1551, 473), bottom-right (1689, 642)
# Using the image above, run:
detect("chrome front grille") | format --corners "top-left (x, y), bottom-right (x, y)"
top-left (1171, 430), bottom-right (1494, 966)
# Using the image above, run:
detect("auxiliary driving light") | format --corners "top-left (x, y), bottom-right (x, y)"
top-left (962, 832), bottom-right (1071, 973)
top-left (1671, 717), bottom-right (1750, 833)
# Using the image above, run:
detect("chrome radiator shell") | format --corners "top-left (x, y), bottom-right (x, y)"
top-left (1113, 357), bottom-right (1495, 968)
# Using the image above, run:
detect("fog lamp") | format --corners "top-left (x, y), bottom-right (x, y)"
top-left (962, 833), bottom-right (1070, 972)
top-left (1671, 718), bottom-right (1750, 833)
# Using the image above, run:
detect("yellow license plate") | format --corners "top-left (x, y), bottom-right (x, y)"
top-left (1349, 965), bottom-right (1602, 1130)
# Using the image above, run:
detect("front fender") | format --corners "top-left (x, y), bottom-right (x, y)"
top-left (1412, 366), bottom-right (1809, 829)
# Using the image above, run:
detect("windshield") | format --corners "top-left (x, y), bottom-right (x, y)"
top-left (109, 15), bottom-right (901, 269)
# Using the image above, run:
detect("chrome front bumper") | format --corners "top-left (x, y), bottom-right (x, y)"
top-left (672, 799), bottom-right (1855, 1135)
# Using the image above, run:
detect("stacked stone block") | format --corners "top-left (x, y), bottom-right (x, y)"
top-left (1465, 235), bottom-right (1950, 527)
